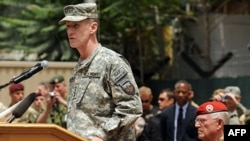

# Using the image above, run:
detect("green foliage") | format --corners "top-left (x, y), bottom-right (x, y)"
top-left (0, 0), bottom-right (188, 62)
top-left (0, 0), bottom-right (81, 61)
top-left (0, 0), bottom-right (194, 83)
top-left (98, 0), bottom-right (189, 82)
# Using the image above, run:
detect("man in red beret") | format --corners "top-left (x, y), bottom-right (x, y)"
top-left (195, 101), bottom-right (229, 141)
top-left (8, 83), bottom-right (25, 107)
top-left (5, 83), bottom-right (38, 123)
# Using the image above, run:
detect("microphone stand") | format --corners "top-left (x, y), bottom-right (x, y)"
top-left (0, 81), bottom-right (11, 90)
top-left (0, 60), bottom-right (48, 91)
top-left (6, 115), bottom-right (16, 123)
top-left (0, 76), bottom-right (20, 90)
top-left (0, 72), bottom-right (28, 90)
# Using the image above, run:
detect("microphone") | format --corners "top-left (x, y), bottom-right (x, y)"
top-left (7, 92), bottom-right (36, 123)
top-left (0, 101), bottom-right (21, 119)
top-left (11, 60), bottom-right (48, 84)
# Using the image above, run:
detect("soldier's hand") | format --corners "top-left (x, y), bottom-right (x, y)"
top-left (92, 136), bottom-right (104, 141)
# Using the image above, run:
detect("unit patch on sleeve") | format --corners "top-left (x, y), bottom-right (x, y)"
top-left (112, 67), bottom-right (135, 95)
top-left (121, 81), bottom-right (135, 95)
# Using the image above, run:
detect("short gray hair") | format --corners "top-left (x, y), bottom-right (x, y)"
top-left (210, 111), bottom-right (230, 125)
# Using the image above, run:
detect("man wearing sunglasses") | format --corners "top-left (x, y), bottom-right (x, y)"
top-left (139, 86), bottom-right (159, 122)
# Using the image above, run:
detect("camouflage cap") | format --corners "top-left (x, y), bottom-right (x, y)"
top-left (59, 3), bottom-right (98, 24)
top-left (49, 75), bottom-right (65, 85)
top-left (224, 86), bottom-right (241, 97)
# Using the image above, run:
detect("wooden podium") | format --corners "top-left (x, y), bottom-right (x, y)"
top-left (0, 123), bottom-right (88, 141)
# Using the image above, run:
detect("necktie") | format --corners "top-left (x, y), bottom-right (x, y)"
top-left (177, 107), bottom-right (183, 141)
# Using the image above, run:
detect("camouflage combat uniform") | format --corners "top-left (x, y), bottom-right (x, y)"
top-left (48, 102), bottom-right (67, 128)
top-left (39, 102), bottom-right (67, 128)
top-left (2, 106), bottom-right (38, 123)
top-left (67, 44), bottom-right (143, 141)
top-left (14, 107), bottom-right (39, 123)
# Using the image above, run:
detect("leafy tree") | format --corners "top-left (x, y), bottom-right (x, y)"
top-left (98, 0), bottom-right (190, 84)
top-left (0, 0), bottom-right (209, 83)
top-left (0, 0), bottom-right (82, 61)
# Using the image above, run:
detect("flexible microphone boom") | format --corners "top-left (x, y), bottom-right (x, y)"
top-left (6, 93), bottom-right (36, 123)
top-left (11, 60), bottom-right (48, 84)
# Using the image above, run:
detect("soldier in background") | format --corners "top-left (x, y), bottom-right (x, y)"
top-left (2, 83), bottom-right (38, 123)
top-left (36, 75), bottom-right (67, 128)
top-left (212, 86), bottom-right (246, 125)
top-left (31, 81), bottom-right (52, 113)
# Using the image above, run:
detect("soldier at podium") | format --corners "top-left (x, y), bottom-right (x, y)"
top-left (59, 2), bottom-right (143, 141)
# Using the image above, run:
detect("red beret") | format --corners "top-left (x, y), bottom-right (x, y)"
top-left (9, 83), bottom-right (24, 93)
top-left (196, 101), bottom-right (227, 116)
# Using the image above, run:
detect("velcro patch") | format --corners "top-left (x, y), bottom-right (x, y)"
top-left (113, 67), bottom-right (127, 83)
top-left (121, 81), bottom-right (135, 95)
top-left (112, 67), bottom-right (135, 95)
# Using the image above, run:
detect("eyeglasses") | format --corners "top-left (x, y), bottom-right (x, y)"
top-left (195, 118), bottom-right (218, 124)
top-left (141, 100), bottom-right (150, 103)
top-left (195, 118), bottom-right (207, 124)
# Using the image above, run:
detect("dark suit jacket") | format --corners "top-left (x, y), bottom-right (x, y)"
top-left (139, 113), bottom-right (162, 141)
top-left (160, 103), bottom-right (199, 141)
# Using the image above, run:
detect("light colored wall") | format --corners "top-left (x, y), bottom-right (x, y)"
top-left (170, 14), bottom-right (250, 80)
top-left (0, 61), bottom-right (76, 106)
